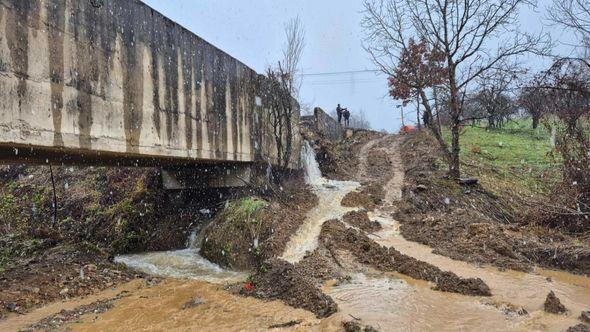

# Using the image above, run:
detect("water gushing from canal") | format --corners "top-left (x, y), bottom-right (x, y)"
top-left (281, 141), bottom-right (359, 263)
top-left (114, 230), bottom-right (245, 284)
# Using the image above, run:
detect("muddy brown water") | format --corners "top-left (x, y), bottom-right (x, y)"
top-left (3, 138), bottom-right (590, 331)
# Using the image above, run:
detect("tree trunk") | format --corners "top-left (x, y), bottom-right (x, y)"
top-left (532, 115), bottom-right (539, 129)
top-left (450, 122), bottom-right (461, 179)
top-left (419, 89), bottom-right (452, 162)
top-left (447, 65), bottom-right (461, 179)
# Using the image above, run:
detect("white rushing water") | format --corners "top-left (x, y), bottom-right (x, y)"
top-left (114, 230), bottom-right (246, 284)
top-left (280, 141), bottom-right (360, 263)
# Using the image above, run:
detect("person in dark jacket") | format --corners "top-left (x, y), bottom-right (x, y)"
top-left (336, 104), bottom-right (344, 124)
top-left (343, 108), bottom-right (350, 127)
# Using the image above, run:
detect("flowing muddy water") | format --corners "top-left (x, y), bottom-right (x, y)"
top-left (12, 137), bottom-right (589, 331)
top-left (281, 141), bottom-right (360, 263)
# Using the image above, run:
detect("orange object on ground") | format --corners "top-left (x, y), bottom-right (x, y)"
top-left (401, 125), bottom-right (415, 133)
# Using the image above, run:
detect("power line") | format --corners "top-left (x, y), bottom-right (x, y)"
top-left (299, 69), bottom-right (384, 77)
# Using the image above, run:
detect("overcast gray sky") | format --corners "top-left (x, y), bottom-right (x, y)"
top-left (142, 0), bottom-right (576, 132)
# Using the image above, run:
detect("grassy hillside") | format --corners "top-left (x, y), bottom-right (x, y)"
top-left (443, 119), bottom-right (561, 196)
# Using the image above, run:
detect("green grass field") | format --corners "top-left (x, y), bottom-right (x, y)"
top-left (444, 119), bottom-right (561, 195)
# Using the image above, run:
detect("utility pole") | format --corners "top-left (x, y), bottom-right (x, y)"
top-left (397, 104), bottom-right (405, 127)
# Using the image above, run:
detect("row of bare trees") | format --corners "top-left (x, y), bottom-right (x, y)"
top-left (363, 0), bottom-right (590, 229)
top-left (361, 0), bottom-right (590, 183)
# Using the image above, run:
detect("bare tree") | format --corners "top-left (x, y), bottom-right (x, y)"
top-left (548, 0), bottom-right (590, 51)
top-left (282, 16), bottom-right (306, 98)
top-left (518, 79), bottom-right (547, 129)
top-left (264, 17), bottom-right (306, 170)
top-left (471, 68), bottom-right (520, 129)
top-left (362, 0), bottom-right (549, 178)
top-left (532, 58), bottom-right (590, 231)
top-left (264, 65), bottom-right (296, 170)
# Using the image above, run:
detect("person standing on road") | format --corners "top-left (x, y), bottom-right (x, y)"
top-left (343, 108), bottom-right (350, 127)
top-left (336, 104), bottom-right (344, 124)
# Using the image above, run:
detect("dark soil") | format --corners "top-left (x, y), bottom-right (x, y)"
top-left (544, 291), bottom-right (567, 314)
top-left (0, 165), bottom-right (217, 318)
top-left (19, 291), bottom-right (130, 332)
top-left (568, 324), bottom-right (590, 332)
top-left (302, 129), bottom-right (383, 181)
top-left (200, 176), bottom-right (318, 270)
top-left (342, 210), bottom-right (382, 233)
top-left (319, 219), bottom-right (491, 296)
top-left (342, 320), bottom-right (379, 332)
top-left (294, 249), bottom-right (343, 286)
top-left (582, 311), bottom-right (590, 324)
top-left (341, 184), bottom-right (385, 211)
top-left (243, 259), bottom-right (338, 318)
top-left (0, 243), bottom-right (140, 319)
top-left (395, 131), bottom-right (590, 274)
top-left (366, 144), bottom-right (393, 180)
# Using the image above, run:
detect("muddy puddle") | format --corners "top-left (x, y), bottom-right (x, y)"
top-left (359, 210), bottom-right (590, 331)
top-left (68, 279), bottom-right (322, 332)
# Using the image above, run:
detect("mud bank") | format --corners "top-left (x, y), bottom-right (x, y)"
top-left (0, 164), bottom-right (219, 318)
top-left (395, 131), bottom-right (590, 274)
top-left (301, 128), bottom-right (383, 181)
top-left (243, 259), bottom-right (338, 318)
top-left (320, 219), bottom-right (491, 296)
top-left (199, 176), bottom-right (319, 270)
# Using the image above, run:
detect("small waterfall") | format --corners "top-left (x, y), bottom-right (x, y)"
top-left (301, 141), bottom-right (325, 185)
top-left (114, 228), bottom-right (245, 283)
top-left (281, 141), bottom-right (360, 263)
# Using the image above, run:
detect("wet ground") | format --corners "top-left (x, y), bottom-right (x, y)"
top-left (2, 134), bottom-right (590, 331)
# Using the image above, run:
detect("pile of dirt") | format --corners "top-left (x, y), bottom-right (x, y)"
top-left (395, 131), bottom-right (590, 274)
top-left (319, 220), bottom-right (491, 296)
top-left (243, 259), bottom-right (338, 318)
top-left (567, 324), bottom-right (590, 332)
top-left (304, 129), bottom-right (384, 181)
top-left (342, 320), bottom-right (379, 332)
top-left (0, 243), bottom-right (140, 319)
top-left (366, 143), bottom-right (394, 179)
top-left (342, 210), bottom-right (381, 233)
top-left (544, 291), bottom-right (567, 314)
top-left (294, 249), bottom-right (343, 286)
top-left (200, 177), bottom-right (318, 270)
top-left (341, 185), bottom-right (385, 211)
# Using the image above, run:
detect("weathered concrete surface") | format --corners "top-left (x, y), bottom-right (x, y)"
top-left (0, 0), bottom-right (300, 168)
top-left (301, 107), bottom-right (343, 141)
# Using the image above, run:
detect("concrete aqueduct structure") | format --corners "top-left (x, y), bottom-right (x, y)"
top-left (0, 0), bottom-right (301, 186)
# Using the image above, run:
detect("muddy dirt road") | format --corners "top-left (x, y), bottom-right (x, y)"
top-left (2, 134), bottom-right (590, 332)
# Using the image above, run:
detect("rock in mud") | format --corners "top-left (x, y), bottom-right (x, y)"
top-left (567, 324), bottom-right (590, 332)
top-left (269, 320), bottom-right (302, 329)
top-left (245, 259), bottom-right (337, 318)
top-left (544, 291), bottom-right (567, 314)
top-left (343, 320), bottom-right (379, 332)
top-left (580, 310), bottom-right (590, 323)
top-left (320, 220), bottom-right (491, 296)
top-left (343, 210), bottom-right (382, 233)
top-left (181, 297), bottom-right (205, 309)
